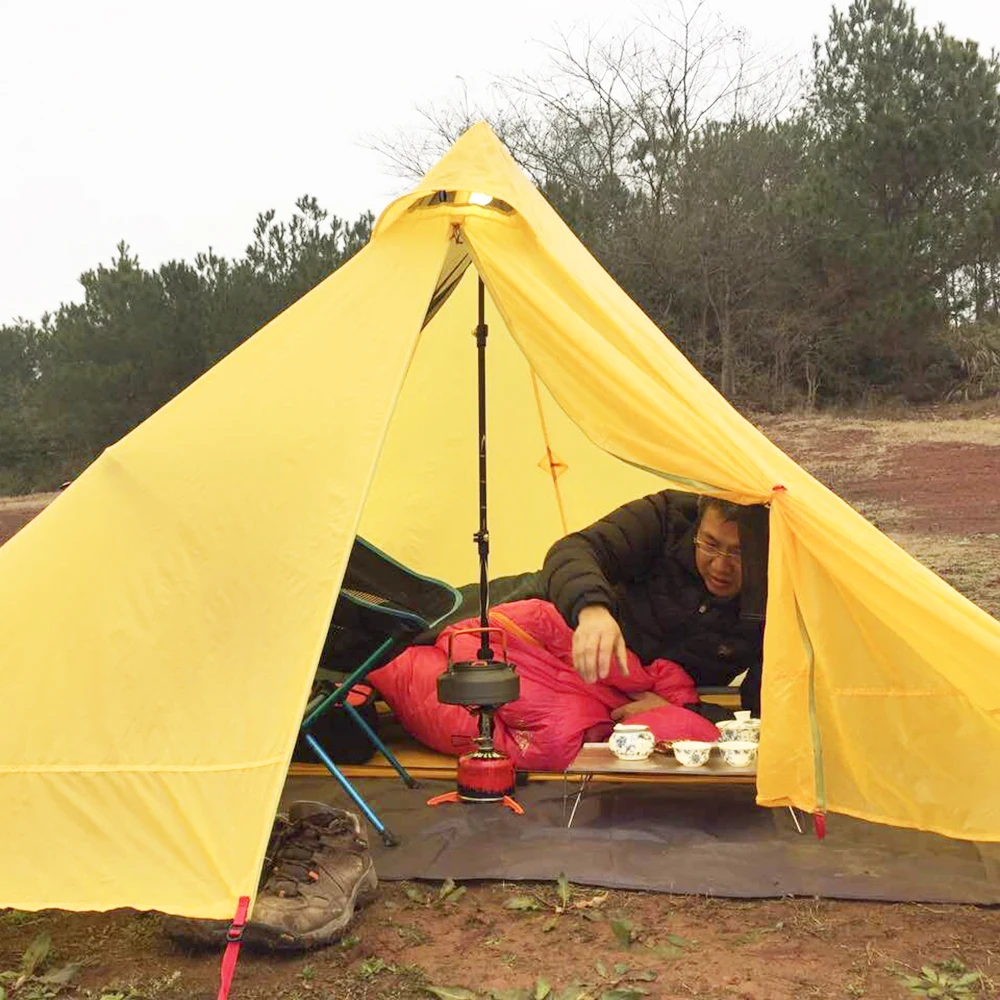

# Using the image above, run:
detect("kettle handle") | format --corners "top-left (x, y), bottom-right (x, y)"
top-left (447, 626), bottom-right (508, 666)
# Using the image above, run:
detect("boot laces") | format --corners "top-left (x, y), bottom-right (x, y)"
top-left (264, 814), bottom-right (356, 898)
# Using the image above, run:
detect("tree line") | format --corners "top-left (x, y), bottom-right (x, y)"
top-left (3, 0), bottom-right (1000, 494)
top-left (0, 201), bottom-right (372, 493)
top-left (385, 0), bottom-right (1000, 406)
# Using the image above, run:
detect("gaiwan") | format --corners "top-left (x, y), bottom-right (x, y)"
top-left (609, 723), bottom-right (655, 760)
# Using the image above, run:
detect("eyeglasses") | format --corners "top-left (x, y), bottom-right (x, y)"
top-left (694, 536), bottom-right (742, 564)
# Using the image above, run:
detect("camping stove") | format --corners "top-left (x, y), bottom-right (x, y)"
top-left (428, 627), bottom-right (523, 814)
top-left (455, 708), bottom-right (515, 801)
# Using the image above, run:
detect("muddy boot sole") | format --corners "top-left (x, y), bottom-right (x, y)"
top-left (161, 916), bottom-right (231, 950)
top-left (244, 857), bottom-right (378, 952)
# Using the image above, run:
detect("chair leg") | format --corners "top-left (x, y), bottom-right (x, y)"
top-left (342, 701), bottom-right (418, 788)
top-left (304, 733), bottom-right (399, 847)
top-left (303, 638), bottom-right (418, 789)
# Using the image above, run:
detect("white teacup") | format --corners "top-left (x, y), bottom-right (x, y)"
top-left (672, 740), bottom-right (715, 768)
top-left (717, 740), bottom-right (758, 767)
top-left (720, 713), bottom-right (761, 744)
top-left (609, 723), bottom-right (655, 761)
top-left (716, 719), bottom-right (743, 742)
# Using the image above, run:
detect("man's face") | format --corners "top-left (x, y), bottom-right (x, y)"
top-left (694, 507), bottom-right (743, 598)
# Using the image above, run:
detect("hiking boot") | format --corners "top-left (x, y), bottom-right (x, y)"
top-left (244, 801), bottom-right (377, 951)
top-left (162, 811), bottom-right (295, 948)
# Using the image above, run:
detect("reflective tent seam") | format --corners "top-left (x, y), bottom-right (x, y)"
top-left (0, 756), bottom-right (286, 774)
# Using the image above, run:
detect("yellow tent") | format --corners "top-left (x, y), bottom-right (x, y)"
top-left (1, 123), bottom-right (998, 921)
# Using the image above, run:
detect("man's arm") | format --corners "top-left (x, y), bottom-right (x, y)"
top-left (541, 492), bottom-right (689, 683)
top-left (541, 491), bottom-right (679, 627)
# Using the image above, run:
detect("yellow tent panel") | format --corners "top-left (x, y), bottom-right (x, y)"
top-left (0, 214), bottom-right (451, 915)
top-left (1, 123), bottom-right (998, 919)
top-left (359, 266), bottom-right (667, 581)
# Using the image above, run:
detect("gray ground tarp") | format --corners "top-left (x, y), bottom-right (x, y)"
top-left (282, 776), bottom-right (1000, 904)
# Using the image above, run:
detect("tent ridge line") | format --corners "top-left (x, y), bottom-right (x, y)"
top-left (0, 756), bottom-right (287, 775)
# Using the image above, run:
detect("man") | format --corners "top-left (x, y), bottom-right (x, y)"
top-left (541, 490), bottom-right (767, 720)
top-left (371, 491), bottom-right (768, 765)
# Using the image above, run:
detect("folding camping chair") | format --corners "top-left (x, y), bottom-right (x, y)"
top-left (299, 537), bottom-right (462, 846)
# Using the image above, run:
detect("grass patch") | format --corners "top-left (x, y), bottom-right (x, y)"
top-left (890, 958), bottom-right (989, 998)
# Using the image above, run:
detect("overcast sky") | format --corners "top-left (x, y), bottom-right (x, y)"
top-left (1, 0), bottom-right (998, 326)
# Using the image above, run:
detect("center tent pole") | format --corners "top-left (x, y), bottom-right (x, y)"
top-left (474, 276), bottom-right (493, 661)
top-left (430, 266), bottom-right (521, 812)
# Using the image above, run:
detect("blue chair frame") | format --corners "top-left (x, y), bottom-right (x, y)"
top-left (300, 537), bottom-right (461, 846)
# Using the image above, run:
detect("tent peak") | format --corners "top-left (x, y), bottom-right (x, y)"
top-left (373, 123), bottom-right (540, 238)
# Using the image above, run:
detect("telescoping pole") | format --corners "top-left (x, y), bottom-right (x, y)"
top-left (473, 276), bottom-right (493, 661)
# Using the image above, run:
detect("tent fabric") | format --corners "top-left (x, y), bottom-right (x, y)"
top-left (0, 214), bottom-right (453, 916)
top-left (0, 123), bottom-right (998, 920)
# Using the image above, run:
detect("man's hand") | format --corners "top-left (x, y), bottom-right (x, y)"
top-left (610, 692), bottom-right (669, 721)
top-left (573, 605), bottom-right (628, 683)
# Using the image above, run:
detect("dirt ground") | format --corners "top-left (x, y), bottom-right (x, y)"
top-left (0, 887), bottom-right (997, 1000)
top-left (0, 492), bottom-right (59, 549)
top-left (1, 405), bottom-right (999, 999)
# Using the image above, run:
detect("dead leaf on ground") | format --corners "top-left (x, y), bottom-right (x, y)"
top-left (556, 874), bottom-right (571, 910)
top-left (610, 919), bottom-right (636, 948)
top-left (664, 933), bottom-right (694, 949)
top-left (573, 892), bottom-right (609, 910)
top-left (648, 944), bottom-right (683, 960)
top-left (405, 886), bottom-right (429, 905)
top-left (425, 987), bottom-right (478, 1000)
top-left (552, 989), bottom-right (590, 1000)
top-left (628, 970), bottom-right (657, 982)
top-left (36, 962), bottom-right (82, 986)
top-left (504, 896), bottom-right (543, 911)
top-left (21, 932), bottom-right (52, 976)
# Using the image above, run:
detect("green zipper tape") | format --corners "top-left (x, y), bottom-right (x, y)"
top-left (796, 598), bottom-right (826, 814)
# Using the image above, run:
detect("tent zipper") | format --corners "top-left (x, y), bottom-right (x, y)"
top-left (795, 599), bottom-right (827, 837)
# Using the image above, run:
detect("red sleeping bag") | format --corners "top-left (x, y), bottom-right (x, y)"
top-left (368, 598), bottom-right (719, 771)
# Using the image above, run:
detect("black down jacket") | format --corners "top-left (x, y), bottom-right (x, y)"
top-left (540, 490), bottom-right (766, 715)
